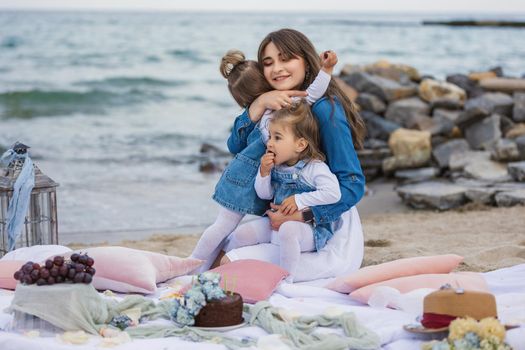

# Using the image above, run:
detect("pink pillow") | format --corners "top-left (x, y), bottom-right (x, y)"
top-left (209, 259), bottom-right (289, 304)
top-left (0, 260), bottom-right (25, 290)
top-left (326, 254), bottom-right (464, 293)
top-left (349, 272), bottom-right (488, 304)
top-left (68, 247), bottom-right (202, 294)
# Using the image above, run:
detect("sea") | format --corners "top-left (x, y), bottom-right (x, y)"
top-left (0, 10), bottom-right (524, 242)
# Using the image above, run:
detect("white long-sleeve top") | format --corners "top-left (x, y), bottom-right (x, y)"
top-left (254, 160), bottom-right (341, 210)
top-left (259, 70), bottom-right (331, 143)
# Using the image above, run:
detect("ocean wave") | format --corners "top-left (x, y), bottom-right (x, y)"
top-left (1, 36), bottom-right (23, 48)
top-left (75, 76), bottom-right (186, 89)
top-left (0, 88), bottom-right (165, 119)
top-left (167, 49), bottom-right (210, 63)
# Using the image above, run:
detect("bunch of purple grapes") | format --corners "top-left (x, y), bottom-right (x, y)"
top-left (13, 253), bottom-right (96, 286)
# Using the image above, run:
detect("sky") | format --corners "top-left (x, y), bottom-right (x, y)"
top-left (1, 0), bottom-right (525, 13)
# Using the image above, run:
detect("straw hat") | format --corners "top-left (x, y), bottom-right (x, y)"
top-left (404, 285), bottom-right (497, 333)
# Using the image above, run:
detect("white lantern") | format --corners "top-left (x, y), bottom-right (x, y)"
top-left (0, 142), bottom-right (59, 257)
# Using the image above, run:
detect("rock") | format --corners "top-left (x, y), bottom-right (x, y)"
top-left (446, 74), bottom-right (483, 98)
top-left (500, 115), bottom-right (516, 135)
top-left (449, 150), bottom-right (491, 171)
top-left (508, 161), bottom-right (525, 182)
top-left (418, 79), bottom-right (466, 103)
top-left (468, 71), bottom-right (497, 81)
top-left (465, 187), bottom-right (496, 205)
top-left (363, 60), bottom-right (412, 84)
top-left (430, 98), bottom-right (464, 111)
top-left (464, 92), bottom-right (514, 117)
top-left (516, 135), bottom-right (525, 159)
top-left (494, 189), bottom-right (525, 206)
top-left (493, 181), bottom-right (525, 192)
top-left (200, 142), bottom-right (230, 157)
top-left (433, 108), bottom-right (461, 123)
top-left (479, 78), bottom-right (525, 93)
top-left (513, 92), bottom-right (525, 122)
top-left (363, 138), bottom-right (389, 149)
top-left (411, 114), bottom-right (439, 133)
top-left (382, 128), bottom-right (431, 172)
top-left (361, 111), bottom-right (401, 140)
top-left (505, 123), bottom-right (525, 139)
top-left (356, 93), bottom-right (386, 114)
top-left (334, 76), bottom-right (358, 101)
top-left (199, 160), bottom-right (224, 173)
top-left (341, 71), bottom-right (417, 102)
top-left (430, 114), bottom-right (456, 136)
top-left (357, 148), bottom-right (392, 169)
top-left (431, 135), bottom-right (448, 148)
top-left (394, 167), bottom-right (440, 182)
top-left (490, 66), bottom-right (504, 77)
top-left (344, 60), bottom-right (421, 83)
top-left (432, 139), bottom-right (471, 168)
top-left (464, 114), bottom-right (502, 150)
top-left (456, 107), bottom-right (490, 129)
top-left (384, 97), bottom-right (431, 128)
top-left (490, 139), bottom-right (520, 162)
top-left (464, 160), bottom-right (510, 182)
top-left (396, 181), bottom-right (469, 210)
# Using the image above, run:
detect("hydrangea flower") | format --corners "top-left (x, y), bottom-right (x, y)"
top-left (201, 281), bottom-right (226, 300)
top-left (184, 286), bottom-right (207, 315)
top-left (176, 306), bottom-right (195, 326)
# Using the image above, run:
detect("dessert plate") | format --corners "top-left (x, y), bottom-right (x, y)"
top-left (193, 320), bottom-right (246, 332)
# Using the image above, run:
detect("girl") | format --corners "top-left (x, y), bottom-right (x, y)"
top-left (190, 48), bottom-right (338, 271)
top-left (220, 29), bottom-right (366, 280)
top-left (223, 100), bottom-right (342, 277)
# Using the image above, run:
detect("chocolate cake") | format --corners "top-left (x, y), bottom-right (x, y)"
top-left (194, 292), bottom-right (243, 327)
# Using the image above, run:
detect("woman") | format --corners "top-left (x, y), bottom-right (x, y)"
top-left (221, 28), bottom-right (366, 281)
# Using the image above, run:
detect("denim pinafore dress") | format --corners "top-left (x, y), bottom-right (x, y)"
top-left (213, 126), bottom-right (270, 216)
top-left (271, 160), bottom-right (335, 251)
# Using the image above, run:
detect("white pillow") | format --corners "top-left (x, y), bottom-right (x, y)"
top-left (1, 245), bottom-right (72, 262)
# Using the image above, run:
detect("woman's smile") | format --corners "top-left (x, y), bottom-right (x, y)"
top-left (262, 42), bottom-right (306, 91)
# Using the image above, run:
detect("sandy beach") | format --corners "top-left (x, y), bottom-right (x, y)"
top-left (68, 181), bottom-right (525, 273)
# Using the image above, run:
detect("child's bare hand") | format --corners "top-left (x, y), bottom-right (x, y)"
top-left (320, 50), bottom-right (338, 74)
top-left (260, 151), bottom-right (275, 177)
top-left (279, 195), bottom-right (298, 215)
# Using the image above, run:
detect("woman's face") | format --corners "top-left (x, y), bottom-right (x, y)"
top-left (261, 42), bottom-right (306, 91)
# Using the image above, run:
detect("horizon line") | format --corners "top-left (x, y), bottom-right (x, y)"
top-left (1, 7), bottom-right (525, 15)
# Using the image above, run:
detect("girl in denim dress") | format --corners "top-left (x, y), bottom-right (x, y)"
top-left (223, 100), bottom-right (341, 278)
top-left (190, 49), bottom-right (337, 271)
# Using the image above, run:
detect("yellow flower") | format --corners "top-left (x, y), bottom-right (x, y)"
top-left (448, 317), bottom-right (479, 341)
top-left (478, 317), bottom-right (506, 341)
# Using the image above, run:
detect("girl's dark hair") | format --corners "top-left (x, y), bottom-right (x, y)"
top-left (220, 49), bottom-right (272, 107)
top-left (257, 29), bottom-right (366, 149)
top-left (271, 99), bottom-right (325, 162)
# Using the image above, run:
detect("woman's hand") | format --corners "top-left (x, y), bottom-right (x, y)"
top-left (280, 195), bottom-right (298, 215)
top-left (267, 203), bottom-right (304, 230)
top-left (248, 90), bottom-right (308, 122)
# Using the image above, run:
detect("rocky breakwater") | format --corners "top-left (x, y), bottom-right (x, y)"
top-left (339, 60), bottom-right (525, 210)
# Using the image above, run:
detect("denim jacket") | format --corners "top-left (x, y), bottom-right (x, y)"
top-left (213, 111), bottom-right (270, 215)
top-left (309, 97), bottom-right (365, 224)
top-left (225, 98), bottom-right (365, 224)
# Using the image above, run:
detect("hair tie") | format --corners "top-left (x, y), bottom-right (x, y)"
top-left (225, 63), bottom-right (235, 77)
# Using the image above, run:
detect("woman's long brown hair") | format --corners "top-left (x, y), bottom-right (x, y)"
top-left (257, 28), bottom-right (366, 149)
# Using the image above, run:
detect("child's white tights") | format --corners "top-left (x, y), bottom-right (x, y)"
top-left (190, 207), bottom-right (244, 272)
top-left (224, 217), bottom-right (315, 277)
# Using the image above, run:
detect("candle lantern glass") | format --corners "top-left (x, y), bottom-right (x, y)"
top-left (0, 155), bottom-right (59, 257)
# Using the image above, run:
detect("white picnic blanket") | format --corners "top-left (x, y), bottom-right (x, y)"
top-left (1, 263), bottom-right (524, 349)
